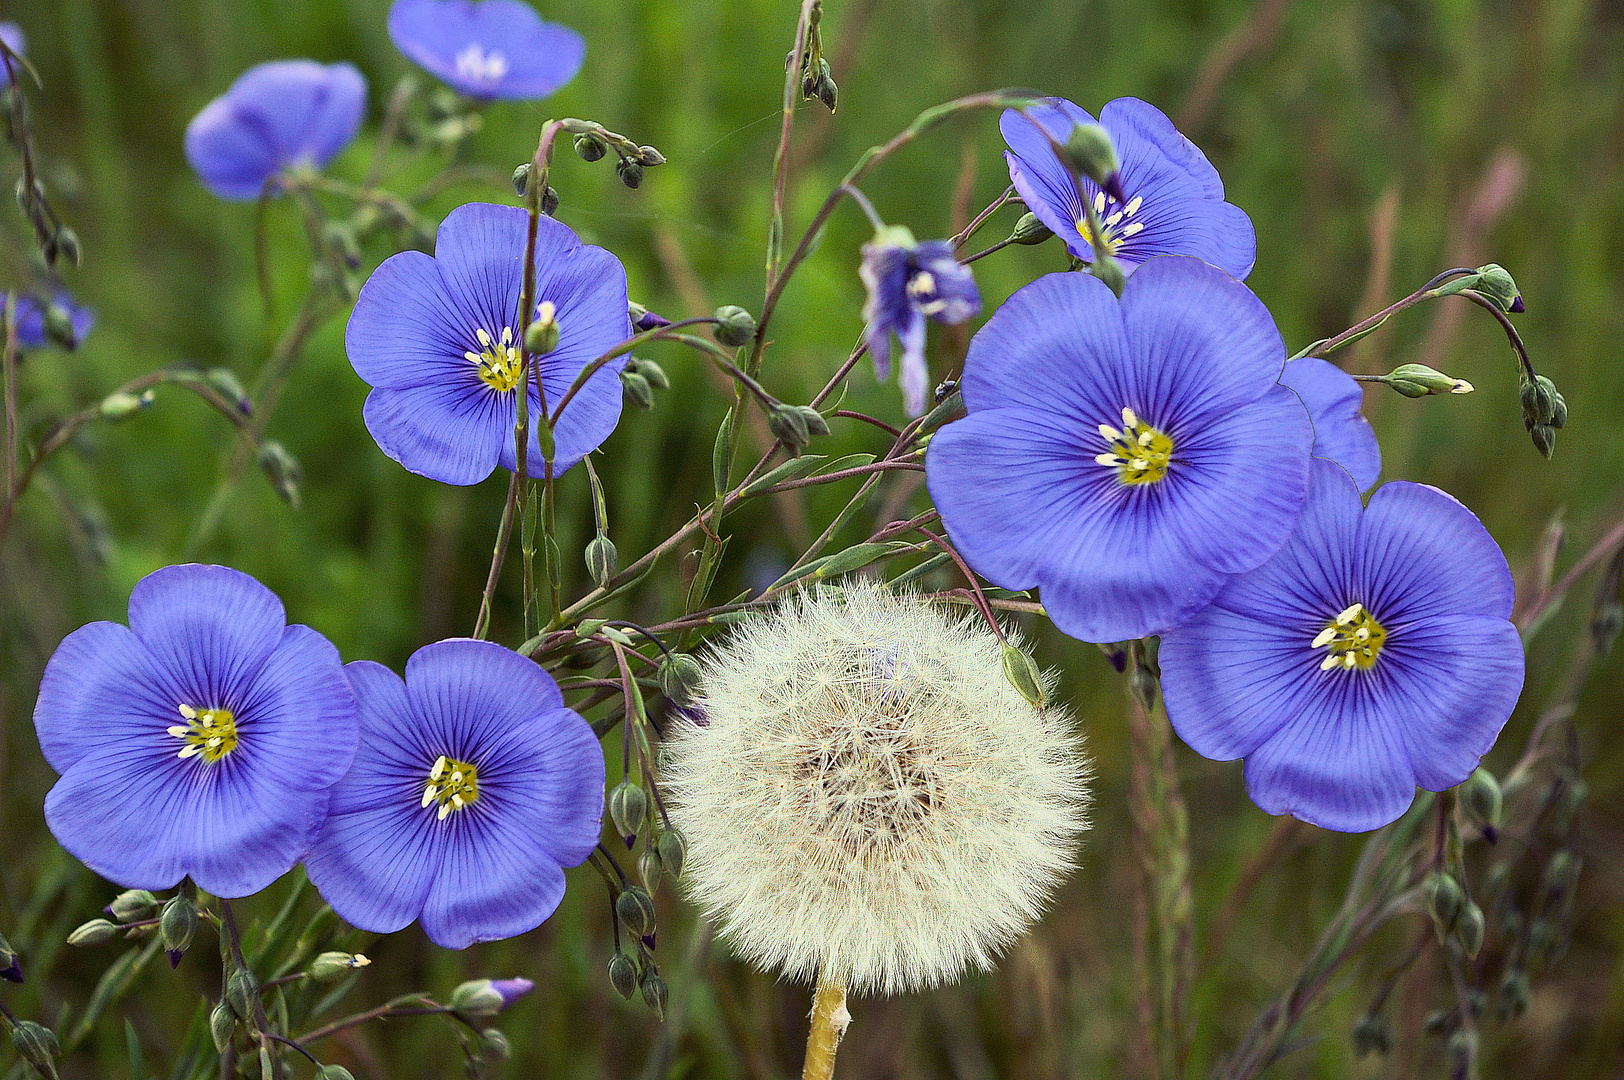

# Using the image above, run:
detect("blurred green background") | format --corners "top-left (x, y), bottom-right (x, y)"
top-left (2, 0), bottom-right (1622, 1076)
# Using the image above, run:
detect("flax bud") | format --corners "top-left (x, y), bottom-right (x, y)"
top-left (307, 951), bottom-right (370, 981)
top-left (1459, 767), bottom-right (1502, 839)
top-left (636, 145), bottom-right (666, 167)
top-left (608, 780), bottom-right (648, 841)
top-left (511, 162), bottom-right (532, 197)
top-left (525, 301), bottom-right (559, 356)
top-left (620, 369), bottom-right (654, 410)
top-left (316, 1067), bottom-right (356, 1080)
top-left (573, 134), bottom-right (607, 162)
top-left (638, 848), bottom-right (662, 890)
top-left (585, 534), bottom-right (618, 587)
top-left (1351, 1014), bottom-right (1391, 1057)
top-left (1008, 212), bottom-right (1054, 246)
top-left (767, 403), bottom-right (811, 452)
top-left (160, 895), bottom-right (196, 966)
top-left (1426, 871), bottom-right (1464, 938)
top-left (630, 356), bottom-right (670, 390)
top-left (226, 967), bottom-right (259, 1020)
top-left (1472, 263), bottom-right (1524, 314)
top-left (1090, 251), bottom-right (1127, 298)
top-left (10, 1020), bottom-right (59, 1080)
top-left (42, 303), bottom-right (78, 351)
top-left (67, 919), bottom-right (118, 948)
top-left (656, 827), bottom-right (687, 881)
top-left (795, 405), bottom-right (831, 438)
top-left (479, 1029), bottom-right (511, 1063)
top-left (1386, 363), bottom-right (1473, 397)
top-left (657, 654), bottom-right (702, 706)
top-left (639, 969), bottom-right (668, 1021)
top-left (615, 157), bottom-right (644, 189)
top-left (0, 930), bottom-right (21, 983)
top-left (1059, 124), bottom-right (1125, 204)
top-left (1002, 644), bottom-right (1047, 707)
top-left (615, 885), bottom-right (656, 938)
top-left (209, 1000), bottom-right (237, 1052)
top-left (1452, 900), bottom-right (1486, 959)
top-left (712, 305), bottom-right (757, 347)
top-left (607, 953), bottom-right (637, 1000)
top-left (541, 185), bottom-right (559, 216)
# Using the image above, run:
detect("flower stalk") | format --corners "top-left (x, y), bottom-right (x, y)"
top-left (800, 974), bottom-right (850, 1080)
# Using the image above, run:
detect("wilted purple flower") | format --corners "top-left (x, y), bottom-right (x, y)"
top-left (34, 564), bottom-right (357, 897)
top-left (1001, 97), bottom-right (1255, 280)
top-left (1280, 357), bottom-right (1381, 490)
top-left (304, 639), bottom-right (605, 950)
top-left (12, 290), bottom-right (95, 351)
top-left (1160, 459), bottom-right (1524, 832)
top-left (388, 0), bottom-right (584, 101)
top-left (926, 256), bottom-right (1312, 643)
top-left (346, 201), bottom-right (630, 485)
top-left (185, 60), bottom-right (366, 202)
top-left (860, 228), bottom-right (980, 416)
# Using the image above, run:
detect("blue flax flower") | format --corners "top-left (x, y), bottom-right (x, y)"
top-left (1281, 357), bottom-right (1381, 490)
top-left (1160, 459), bottom-right (1524, 831)
top-left (33, 565), bottom-right (357, 896)
top-left (926, 256), bottom-right (1311, 643)
top-left (388, 0), bottom-right (584, 101)
top-left (859, 228), bottom-right (980, 416)
top-left (0, 23), bottom-right (24, 57)
top-left (304, 639), bottom-right (604, 949)
top-left (1001, 97), bottom-right (1255, 280)
top-left (13, 291), bottom-right (95, 351)
top-left (346, 201), bottom-right (630, 485)
top-left (186, 60), bottom-right (366, 202)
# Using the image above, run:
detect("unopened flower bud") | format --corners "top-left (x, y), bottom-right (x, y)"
top-left (43, 303), bottom-right (78, 350)
top-left (307, 952), bottom-right (370, 982)
top-left (615, 157), bottom-right (644, 189)
top-left (479, 1029), bottom-right (511, 1063)
top-left (585, 534), bottom-right (618, 587)
top-left (1426, 871), bottom-right (1464, 938)
top-left (1459, 767), bottom-right (1502, 839)
top-left (768, 402), bottom-right (811, 452)
top-left (1090, 251), bottom-right (1126, 298)
top-left (1472, 263), bottom-right (1523, 314)
top-left (205, 369), bottom-right (253, 414)
top-left (608, 780), bottom-right (648, 840)
top-left (11, 1020), bottom-right (59, 1080)
top-left (209, 1000), bottom-right (237, 1052)
top-left (795, 405), bottom-right (831, 438)
top-left (1446, 1028), bottom-right (1477, 1080)
top-left (258, 441), bottom-right (303, 507)
top-left (316, 1067), bottom-right (355, 1080)
top-left (620, 369), bottom-right (653, 410)
top-left (656, 827), bottom-right (687, 880)
top-left (1129, 662), bottom-right (1158, 715)
top-left (541, 185), bottom-right (560, 216)
top-left (449, 977), bottom-right (533, 1020)
top-left (525, 301), bottom-right (559, 356)
top-left (1550, 776), bottom-right (1587, 832)
top-left (1351, 1014), bottom-right (1391, 1057)
top-left (607, 953), bottom-right (638, 1000)
top-left (106, 889), bottom-right (158, 922)
top-left (1452, 900), bottom-right (1485, 958)
top-left (1009, 212), bottom-right (1054, 246)
top-left (1521, 375), bottom-right (1562, 427)
top-left (712, 305), bottom-right (757, 347)
top-left (1496, 967), bottom-right (1530, 1019)
top-left (615, 885), bottom-right (656, 938)
top-left (0, 930), bottom-right (21, 983)
top-left (98, 389), bottom-right (154, 420)
top-left (226, 966), bottom-right (259, 1019)
top-left (657, 654), bottom-right (702, 706)
top-left (638, 848), bottom-right (662, 890)
top-left (160, 895), bottom-right (196, 965)
top-left (1591, 598), bottom-right (1623, 657)
top-left (639, 969), bottom-right (668, 1020)
top-left (574, 134), bottom-right (607, 162)
top-left (511, 162), bottom-right (532, 197)
top-left (1059, 124), bottom-right (1126, 204)
top-left (636, 145), bottom-right (666, 167)
top-left (1541, 851), bottom-right (1580, 904)
top-left (321, 221), bottom-right (361, 269)
top-left (1386, 363), bottom-right (1473, 397)
top-left (67, 919), bottom-right (119, 948)
top-left (1002, 644), bottom-right (1047, 707)
top-left (629, 303), bottom-right (672, 332)
top-left (629, 355), bottom-right (670, 390)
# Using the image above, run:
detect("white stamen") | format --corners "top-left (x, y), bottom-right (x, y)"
top-left (178, 744), bottom-right (202, 759)
top-left (1343, 653), bottom-right (1357, 669)
top-left (1094, 453), bottom-right (1123, 467)
top-left (1335, 603), bottom-right (1363, 625)
top-left (476, 328), bottom-right (493, 348)
top-left (206, 737), bottom-right (222, 748)
top-left (500, 326), bottom-right (513, 345)
top-left (1131, 457), bottom-right (1149, 471)
top-left (430, 755), bottom-right (448, 781)
top-left (450, 770), bottom-right (464, 785)
top-left (1098, 424), bottom-right (1123, 442)
top-left (1104, 210), bottom-right (1124, 227)
top-left (178, 704), bottom-right (197, 720)
top-left (1093, 192), bottom-right (1106, 215)
top-left (167, 725), bottom-right (189, 737)
top-left (1120, 222), bottom-right (1145, 238)
top-left (437, 802), bottom-right (452, 820)
top-left (910, 271), bottom-right (937, 295)
top-left (352, 954), bottom-right (371, 967)
top-left (1310, 627), bottom-right (1337, 649)
top-left (452, 793), bottom-right (465, 809)
top-left (1124, 196), bottom-right (1143, 216)
top-left (1137, 430), bottom-right (1154, 446)
top-left (201, 712), bottom-right (216, 728)
top-left (464, 350), bottom-right (483, 364)
top-left (422, 784), bottom-right (436, 808)
top-left (1355, 627), bottom-right (1370, 641)
top-left (1121, 406), bottom-right (1139, 428)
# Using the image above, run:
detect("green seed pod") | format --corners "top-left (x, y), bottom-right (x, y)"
top-left (160, 895), bottom-right (197, 960)
top-left (712, 305), bottom-right (757, 347)
top-left (1002, 644), bottom-right (1047, 707)
top-left (574, 134), bottom-right (607, 162)
top-left (1009, 212), bottom-right (1054, 246)
top-left (67, 919), bottom-right (119, 948)
top-left (209, 1000), bottom-right (237, 1052)
top-left (608, 780), bottom-right (649, 840)
top-left (615, 885), bottom-right (657, 938)
top-left (585, 534), bottom-right (618, 588)
top-left (620, 369), bottom-right (654, 410)
top-left (656, 827), bottom-right (687, 881)
top-left (607, 953), bottom-right (638, 1000)
top-left (639, 969), bottom-right (668, 1020)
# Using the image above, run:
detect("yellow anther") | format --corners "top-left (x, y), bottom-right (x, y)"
top-left (169, 705), bottom-right (239, 764)
top-left (422, 755), bottom-right (479, 820)
top-left (467, 326), bottom-right (524, 392)
top-left (1312, 603), bottom-right (1388, 672)
top-left (1098, 405), bottom-right (1173, 486)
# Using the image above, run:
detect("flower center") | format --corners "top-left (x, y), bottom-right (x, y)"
top-left (907, 270), bottom-right (948, 317)
top-left (166, 704), bottom-right (239, 764)
top-left (1076, 191), bottom-right (1145, 255)
top-left (465, 326), bottom-right (523, 392)
top-left (1311, 602), bottom-right (1388, 671)
top-left (1094, 406), bottom-right (1174, 485)
top-left (421, 755), bottom-right (480, 820)
top-left (454, 43), bottom-right (509, 86)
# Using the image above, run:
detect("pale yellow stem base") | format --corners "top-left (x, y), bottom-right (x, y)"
top-left (801, 974), bottom-right (851, 1080)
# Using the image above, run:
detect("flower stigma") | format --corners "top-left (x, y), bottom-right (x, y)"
top-left (453, 43), bottom-right (509, 87)
top-left (1095, 406), bottom-right (1174, 485)
top-left (167, 703), bottom-right (239, 763)
top-left (1310, 602), bottom-right (1388, 671)
top-left (1076, 191), bottom-right (1145, 256)
top-left (466, 326), bottom-right (523, 392)
top-left (421, 754), bottom-right (480, 821)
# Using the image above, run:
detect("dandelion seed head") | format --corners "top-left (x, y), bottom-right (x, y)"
top-left (663, 583), bottom-right (1090, 995)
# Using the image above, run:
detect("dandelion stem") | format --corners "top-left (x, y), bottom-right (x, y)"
top-left (800, 973), bottom-right (850, 1080)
